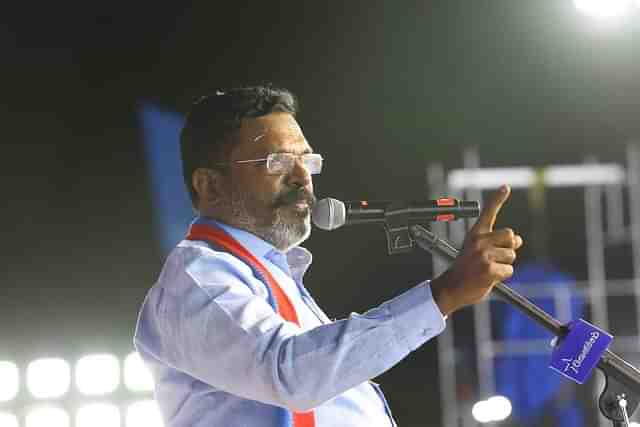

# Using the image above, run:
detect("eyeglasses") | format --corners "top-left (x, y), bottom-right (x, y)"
top-left (221, 153), bottom-right (324, 175)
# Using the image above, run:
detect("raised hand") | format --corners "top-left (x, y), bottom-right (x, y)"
top-left (430, 185), bottom-right (524, 316)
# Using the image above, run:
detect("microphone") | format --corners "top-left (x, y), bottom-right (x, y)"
top-left (312, 197), bottom-right (480, 231)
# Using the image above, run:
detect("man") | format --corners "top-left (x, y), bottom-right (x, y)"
top-left (134, 86), bottom-right (523, 426)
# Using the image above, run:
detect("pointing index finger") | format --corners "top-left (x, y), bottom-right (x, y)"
top-left (472, 185), bottom-right (511, 233)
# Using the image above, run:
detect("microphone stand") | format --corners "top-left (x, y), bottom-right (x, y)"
top-left (407, 224), bottom-right (640, 426)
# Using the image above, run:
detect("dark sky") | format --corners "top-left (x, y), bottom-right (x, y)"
top-left (2, 1), bottom-right (639, 425)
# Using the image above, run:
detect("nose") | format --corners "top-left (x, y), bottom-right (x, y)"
top-left (287, 157), bottom-right (313, 190)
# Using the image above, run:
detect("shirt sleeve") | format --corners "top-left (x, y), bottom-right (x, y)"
top-left (134, 244), bottom-right (446, 412)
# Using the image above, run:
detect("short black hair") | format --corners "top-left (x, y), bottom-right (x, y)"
top-left (180, 85), bottom-right (298, 205)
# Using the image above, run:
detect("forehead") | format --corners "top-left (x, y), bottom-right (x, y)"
top-left (232, 112), bottom-right (311, 158)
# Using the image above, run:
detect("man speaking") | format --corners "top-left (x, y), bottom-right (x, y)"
top-left (134, 85), bottom-right (523, 426)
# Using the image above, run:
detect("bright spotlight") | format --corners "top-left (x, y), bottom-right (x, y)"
top-left (0, 361), bottom-right (19, 402)
top-left (0, 411), bottom-right (19, 427)
top-left (27, 358), bottom-right (71, 399)
top-left (472, 396), bottom-right (513, 423)
top-left (126, 400), bottom-right (164, 427)
top-left (75, 354), bottom-right (120, 395)
top-left (472, 400), bottom-right (493, 423)
top-left (487, 395), bottom-right (512, 421)
top-left (573, 0), bottom-right (633, 18)
top-left (124, 352), bottom-right (154, 392)
top-left (76, 403), bottom-right (121, 427)
top-left (26, 405), bottom-right (70, 427)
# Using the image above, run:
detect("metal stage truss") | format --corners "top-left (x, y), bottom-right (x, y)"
top-left (427, 144), bottom-right (640, 427)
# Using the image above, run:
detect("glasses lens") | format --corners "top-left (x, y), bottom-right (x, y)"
top-left (266, 153), bottom-right (323, 175)
top-left (266, 153), bottom-right (294, 174)
top-left (303, 154), bottom-right (323, 175)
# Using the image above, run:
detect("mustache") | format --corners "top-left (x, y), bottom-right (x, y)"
top-left (274, 188), bottom-right (317, 208)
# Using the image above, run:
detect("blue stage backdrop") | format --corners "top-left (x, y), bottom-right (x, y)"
top-left (139, 103), bottom-right (194, 254)
top-left (494, 261), bottom-right (585, 427)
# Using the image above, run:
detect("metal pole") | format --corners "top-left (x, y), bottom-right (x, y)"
top-left (626, 144), bottom-right (640, 353)
top-left (605, 183), bottom-right (626, 243)
top-left (427, 162), bottom-right (459, 427)
top-left (462, 147), bottom-right (496, 400)
top-left (584, 157), bottom-right (610, 427)
top-left (584, 158), bottom-right (609, 331)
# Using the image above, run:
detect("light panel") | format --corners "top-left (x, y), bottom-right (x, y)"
top-left (0, 361), bottom-right (19, 402)
top-left (0, 411), bottom-right (19, 427)
top-left (76, 403), bottom-right (121, 427)
top-left (76, 354), bottom-right (120, 396)
top-left (574, 0), bottom-right (632, 18)
top-left (124, 352), bottom-right (154, 392)
top-left (448, 163), bottom-right (625, 190)
top-left (449, 167), bottom-right (535, 190)
top-left (26, 406), bottom-right (70, 427)
top-left (27, 358), bottom-right (71, 399)
top-left (126, 400), bottom-right (164, 427)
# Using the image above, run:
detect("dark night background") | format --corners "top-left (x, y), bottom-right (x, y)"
top-left (2, 1), bottom-right (639, 426)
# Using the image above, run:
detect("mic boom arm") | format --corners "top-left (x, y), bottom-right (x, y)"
top-left (408, 224), bottom-right (640, 425)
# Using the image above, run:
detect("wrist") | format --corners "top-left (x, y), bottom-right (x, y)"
top-left (430, 273), bottom-right (455, 317)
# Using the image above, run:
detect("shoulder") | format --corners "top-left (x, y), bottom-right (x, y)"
top-left (158, 240), bottom-right (264, 299)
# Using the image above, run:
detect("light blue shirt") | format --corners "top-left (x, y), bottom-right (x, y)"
top-left (134, 217), bottom-right (446, 426)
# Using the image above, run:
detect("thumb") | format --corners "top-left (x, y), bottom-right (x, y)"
top-left (471, 185), bottom-right (511, 233)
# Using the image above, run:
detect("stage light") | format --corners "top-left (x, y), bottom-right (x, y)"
top-left (0, 361), bottom-right (19, 402)
top-left (76, 403), bottom-right (121, 427)
top-left (124, 352), bottom-right (154, 392)
top-left (487, 395), bottom-right (512, 421)
top-left (26, 405), bottom-right (70, 427)
top-left (472, 400), bottom-right (493, 423)
top-left (573, 0), bottom-right (632, 19)
top-left (27, 358), bottom-right (71, 399)
top-left (472, 395), bottom-right (512, 423)
top-left (126, 400), bottom-right (164, 427)
top-left (75, 354), bottom-right (120, 395)
top-left (0, 411), bottom-right (19, 427)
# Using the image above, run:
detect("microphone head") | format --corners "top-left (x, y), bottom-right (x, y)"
top-left (312, 198), bottom-right (346, 230)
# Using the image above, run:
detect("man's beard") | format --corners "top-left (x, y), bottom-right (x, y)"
top-left (225, 187), bottom-right (315, 252)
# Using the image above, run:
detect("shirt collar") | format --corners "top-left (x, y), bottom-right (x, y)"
top-left (193, 216), bottom-right (313, 280)
top-left (194, 216), bottom-right (275, 258)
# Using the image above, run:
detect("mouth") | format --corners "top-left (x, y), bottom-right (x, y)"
top-left (276, 190), bottom-right (316, 212)
top-left (286, 201), bottom-right (310, 214)
top-left (277, 199), bottom-right (312, 218)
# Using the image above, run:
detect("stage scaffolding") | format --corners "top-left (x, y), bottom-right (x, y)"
top-left (427, 144), bottom-right (640, 427)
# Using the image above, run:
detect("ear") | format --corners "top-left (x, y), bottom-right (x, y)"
top-left (192, 168), bottom-right (225, 206)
